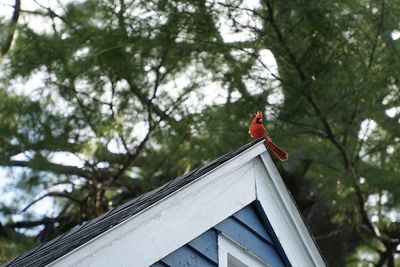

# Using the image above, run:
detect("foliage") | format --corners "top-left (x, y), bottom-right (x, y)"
top-left (0, 0), bottom-right (399, 265)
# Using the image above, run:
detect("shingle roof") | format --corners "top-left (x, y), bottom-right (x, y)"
top-left (2, 139), bottom-right (264, 267)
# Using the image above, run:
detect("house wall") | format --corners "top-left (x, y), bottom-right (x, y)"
top-left (151, 203), bottom-right (287, 267)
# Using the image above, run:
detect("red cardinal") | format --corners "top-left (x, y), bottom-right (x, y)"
top-left (249, 111), bottom-right (288, 161)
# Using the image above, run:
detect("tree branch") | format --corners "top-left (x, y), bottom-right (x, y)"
top-left (2, 159), bottom-right (91, 178)
top-left (367, 0), bottom-right (385, 71)
top-left (22, 191), bottom-right (82, 212)
top-left (104, 128), bottom-right (152, 188)
top-left (263, 0), bottom-right (306, 80)
top-left (6, 217), bottom-right (63, 229)
top-left (0, 0), bottom-right (20, 60)
top-left (127, 80), bottom-right (175, 123)
top-left (32, 0), bottom-right (76, 30)
top-left (304, 93), bottom-right (383, 239)
top-left (315, 230), bottom-right (340, 240)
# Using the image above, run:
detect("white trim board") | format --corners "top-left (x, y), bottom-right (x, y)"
top-left (254, 154), bottom-right (326, 267)
top-left (218, 234), bottom-right (270, 267)
top-left (48, 142), bottom-right (325, 267)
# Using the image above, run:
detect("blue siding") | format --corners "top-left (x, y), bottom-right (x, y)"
top-left (151, 203), bottom-right (289, 267)
top-left (161, 245), bottom-right (216, 267)
top-left (187, 230), bottom-right (218, 263)
top-left (215, 218), bottom-right (285, 267)
top-left (232, 204), bottom-right (274, 244)
top-left (151, 262), bottom-right (168, 267)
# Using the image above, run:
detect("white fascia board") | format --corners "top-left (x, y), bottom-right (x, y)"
top-left (254, 153), bottom-right (326, 267)
top-left (49, 142), bottom-right (266, 267)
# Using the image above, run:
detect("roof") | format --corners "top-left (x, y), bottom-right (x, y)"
top-left (2, 139), bottom-right (264, 267)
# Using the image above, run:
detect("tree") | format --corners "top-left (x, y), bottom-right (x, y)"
top-left (0, 0), bottom-right (399, 265)
top-left (253, 1), bottom-right (400, 265)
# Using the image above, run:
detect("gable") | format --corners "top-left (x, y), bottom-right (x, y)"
top-left (152, 203), bottom-right (288, 267)
top-left (4, 140), bottom-right (325, 267)
top-left (49, 145), bottom-right (324, 267)
top-left (48, 143), bottom-right (265, 267)
top-left (3, 140), bottom-right (262, 267)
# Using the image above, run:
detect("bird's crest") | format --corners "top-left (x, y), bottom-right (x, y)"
top-left (255, 111), bottom-right (263, 119)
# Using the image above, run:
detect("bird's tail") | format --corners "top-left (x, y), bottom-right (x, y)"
top-left (264, 140), bottom-right (288, 161)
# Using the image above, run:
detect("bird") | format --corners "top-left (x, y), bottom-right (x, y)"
top-left (249, 111), bottom-right (288, 161)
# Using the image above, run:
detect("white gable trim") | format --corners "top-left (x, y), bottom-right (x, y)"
top-left (48, 142), bottom-right (325, 267)
top-left (254, 154), bottom-right (326, 267)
